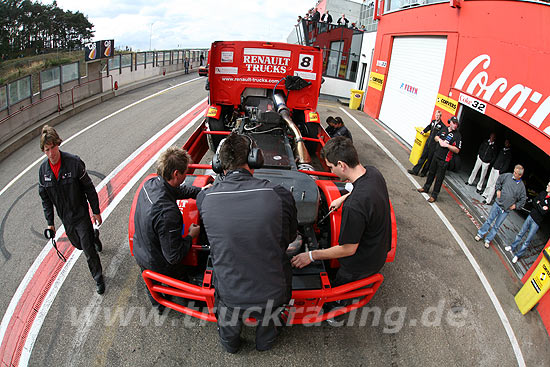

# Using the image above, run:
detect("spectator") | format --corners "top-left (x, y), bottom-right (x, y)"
top-left (311, 7), bottom-right (320, 22)
top-left (321, 10), bottom-right (333, 23)
top-left (408, 110), bottom-right (445, 177)
top-left (466, 132), bottom-right (497, 194)
top-left (482, 139), bottom-right (512, 204)
top-left (475, 164), bottom-right (527, 248)
top-left (417, 116), bottom-right (461, 203)
top-left (505, 181), bottom-right (550, 263)
top-left (337, 14), bottom-right (349, 27)
top-left (184, 57), bottom-right (189, 74)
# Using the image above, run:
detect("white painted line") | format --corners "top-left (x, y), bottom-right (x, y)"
top-left (0, 77), bottom-right (202, 199)
top-left (17, 103), bottom-right (206, 366)
top-left (340, 107), bottom-right (526, 367)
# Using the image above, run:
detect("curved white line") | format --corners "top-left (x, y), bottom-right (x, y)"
top-left (340, 107), bottom-right (526, 367)
top-left (0, 90), bottom-right (205, 365)
top-left (0, 76), bottom-right (201, 198)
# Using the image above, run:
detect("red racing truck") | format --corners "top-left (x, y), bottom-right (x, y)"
top-left (128, 41), bottom-right (396, 324)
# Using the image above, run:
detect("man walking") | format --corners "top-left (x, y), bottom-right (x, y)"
top-left (475, 165), bottom-right (527, 248)
top-left (417, 116), bottom-right (462, 203)
top-left (505, 181), bottom-right (550, 263)
top-left (466, 132), bottom-right (497, 193)
top-left (132, 147), bottom-right (202, 313)
top-left (196, 133), bottom-right (297, 353)
top-left (408, 110), bottom-right (445, 177)
top-left (38, 125), bottom-right (105, 294)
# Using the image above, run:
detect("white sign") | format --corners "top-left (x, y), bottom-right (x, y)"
top-left (294, 71), bottom-right (316, 81)
top-left (298, 54), bottom-right (314, 71)
top-left (377, 60), bottom-right (387, 67)
top-left (459, 93), bottom-right (487, 114)
top-left (221, 51), bottom-right (233, 63)
top-left (454, 54), bottom-right (550, 134)
top-left (215, 67), bottom-right (238, 75)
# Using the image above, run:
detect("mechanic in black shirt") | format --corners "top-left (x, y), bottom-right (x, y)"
top-left (196, 133), bottom-right (298, 353)
top-left (132, 147), bottom-right (201, 313)
top-left (291, 136), bottom-right (391, 284)
top-left (326, 116), bottom-right (353, 141)
top-left (417, 116), bottom-right (462, 203)
top-left (38, 125), bottom-right (105, 294)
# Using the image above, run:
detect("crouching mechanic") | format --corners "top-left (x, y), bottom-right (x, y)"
top-left (196, 133), bottom-right (298, 353)
top-left (132, 147), bottom-right (201, 313)
top-left (38, 125), bottom-right (105, 294)
top-left (291, 136), bottom-right (392, 286)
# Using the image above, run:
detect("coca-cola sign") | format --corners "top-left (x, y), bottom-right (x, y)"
top-left (454, 54), bottom-right (550, 136)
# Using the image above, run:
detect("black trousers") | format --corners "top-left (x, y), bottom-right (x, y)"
top-left (65, 219), bottom-right (103, 283)
top-left (215, 298), bottom-right (284, 352)
top-left (422, 156), bottom-right (449, 199)
top-left (411, 142), bottom-right (435, 175)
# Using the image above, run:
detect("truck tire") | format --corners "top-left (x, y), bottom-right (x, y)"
top-left (206, 116), bottom-right (225, 152)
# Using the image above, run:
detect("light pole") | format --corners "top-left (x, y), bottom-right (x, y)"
top-left (149, 22), bottom-right (154, 51)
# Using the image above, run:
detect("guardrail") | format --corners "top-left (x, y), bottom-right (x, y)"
top-left (0, 92), bottom-right (60, 125)
top-left (67, 75), bottom-right (113, 109)
top-left (0, 75), bottom-right (113, 134)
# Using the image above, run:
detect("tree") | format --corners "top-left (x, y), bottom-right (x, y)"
top-left (0, 0), bottom-right (94, 59)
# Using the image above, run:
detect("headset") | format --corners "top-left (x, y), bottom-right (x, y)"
top-left (211, 134), bottom-right (264, 174)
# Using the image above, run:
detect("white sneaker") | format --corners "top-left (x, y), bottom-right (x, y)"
top-left (504, 246), bottom-right (512, 252)
top-left (484, 241), bottom-right (490, 248)
top-left (512, 256), bottom-right (518, 264)
top-left (474, 235), bottom-right (482, 242)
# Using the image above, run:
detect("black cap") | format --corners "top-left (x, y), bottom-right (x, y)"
top-left (449, 116), bottom-right (459, 125)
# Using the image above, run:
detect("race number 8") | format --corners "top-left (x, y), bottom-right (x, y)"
top-left (299, 54), bottom-right (314, 71)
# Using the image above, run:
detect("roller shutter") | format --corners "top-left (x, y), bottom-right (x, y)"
top-left (378, 36), bottom-right (447, 145)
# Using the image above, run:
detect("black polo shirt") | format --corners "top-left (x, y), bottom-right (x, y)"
top-left (338, 166), bottom-right (391, 277)
top-left (434, 128), bottom-right (462, 162)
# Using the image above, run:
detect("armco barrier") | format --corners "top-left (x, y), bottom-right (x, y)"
top-left (0, 56), bottom-right (200, 161)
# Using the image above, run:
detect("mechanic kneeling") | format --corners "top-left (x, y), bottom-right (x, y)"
top-left (132, 147), bottom-right (202, 314)
top-left (196, 133), bottom-right (298, 353)
top-left (291, 137), bottom-right (392, 287)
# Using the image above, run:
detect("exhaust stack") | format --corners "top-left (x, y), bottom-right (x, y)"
top-left (273, 92), bottom-right (311, 164)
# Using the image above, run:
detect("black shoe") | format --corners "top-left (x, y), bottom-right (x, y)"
top-left (156, 304), bottom-right (166, 315)
top-left (221, 338), bottom-right (242, 354)
top-left (407, 169), bottom-right (417, 176)
top-left (476, 189), bottom-right (483, 194)
top-left (96, 281), bottom-right (105, 295)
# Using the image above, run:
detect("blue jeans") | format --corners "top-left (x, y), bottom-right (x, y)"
top-left (510, 215), bottom-right (539, 258)
top-left (477, 203), bottom-right (509, 242)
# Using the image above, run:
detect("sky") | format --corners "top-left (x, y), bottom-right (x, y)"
top-left (39, 0), bottom-right (323, 51)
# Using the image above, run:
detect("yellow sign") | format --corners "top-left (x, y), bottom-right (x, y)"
top-left (207, 106), bottom-right (218, 118)
top-left (515, 249), bottom-right (550, 314)
top-left (308, 112), bottom-right (319, 122)
top-left (368, 72), bottom-right (385, 91)
top-left (436, 93), bottom-right (458, 114)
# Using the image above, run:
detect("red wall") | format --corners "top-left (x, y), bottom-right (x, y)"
top-left (365, 1), bottom-right (550, 155)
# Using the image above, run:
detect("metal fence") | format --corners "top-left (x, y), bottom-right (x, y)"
top-left (40, 67), bottom-right (60, 91)
top-left (0, 86), bottom-right (6, 111)
top-left (62, 62), bottom-right (79, 83)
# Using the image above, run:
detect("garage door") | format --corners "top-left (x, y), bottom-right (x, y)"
top-left (378, 36), bottom-right (447, 146)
